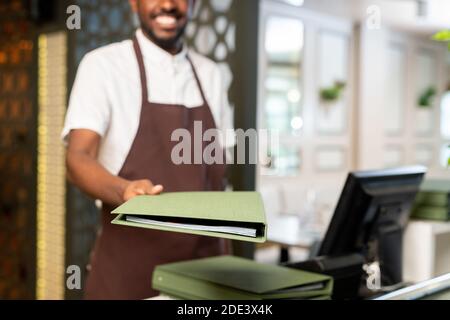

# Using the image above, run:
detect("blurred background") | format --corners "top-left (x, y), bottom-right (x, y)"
top-left (0, 0), bottom-right (449, 299)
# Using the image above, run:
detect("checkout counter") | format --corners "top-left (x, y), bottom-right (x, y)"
top-left (375, 273), bottom-right (450, 300)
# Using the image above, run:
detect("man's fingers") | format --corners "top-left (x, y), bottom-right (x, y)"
top-left (139, 180), bottom-right (162, 195)
top-left (139, 180), bottom-right (155, 195)
top-left (123, 181), bottom-right (163, 202)
top-left (150, 185), bottom-right (164, 195)
top-left (135, 188), bottom-right (146, 195)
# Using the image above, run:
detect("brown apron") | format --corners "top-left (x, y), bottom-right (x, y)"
top-left (84, 37), bottom-right (229, 300)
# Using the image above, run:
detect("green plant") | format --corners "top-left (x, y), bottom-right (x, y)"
top-left (320, 81), bottom-right (346, 102)
top-left (432, 30), bottom-right (450, 50)
top-left (418, 86), bottom-right (437, 108)
top-left (448, 145), bottom-right (450, 168)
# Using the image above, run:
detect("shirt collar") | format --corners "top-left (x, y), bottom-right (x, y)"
top-left (135, 28), bottom-right (188, 66)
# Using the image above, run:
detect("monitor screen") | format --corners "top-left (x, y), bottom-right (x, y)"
top-left (318, 166), bottom-right (427, 286)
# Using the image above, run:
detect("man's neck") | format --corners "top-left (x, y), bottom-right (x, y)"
top-left (140, 29), bottom-right (183, 56)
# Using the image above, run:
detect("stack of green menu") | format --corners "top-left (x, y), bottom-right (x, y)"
top-left (412, 180), bottom-right (450, 221)
top-left (111, 192), bottom-right (267, 243)
top-left (152, 256), bottom-right (333, 300)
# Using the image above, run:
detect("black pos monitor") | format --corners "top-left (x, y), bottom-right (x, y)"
top-left (287, 166), bottom-right (427, 299)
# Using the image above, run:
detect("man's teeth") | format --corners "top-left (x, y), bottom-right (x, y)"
top-left (155, 15), bottom-right (177, 27)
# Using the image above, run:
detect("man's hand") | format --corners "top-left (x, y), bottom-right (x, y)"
top-left (66, 129), bottom-right (164, 206)
top-left (123, 180), bottom-right (164, 202)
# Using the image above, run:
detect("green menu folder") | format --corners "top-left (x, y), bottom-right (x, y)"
top-left (412, 206), bottom-right (450, 221)
top-left (414, 180), bottom-right (450, 207)
top-left (152, 256), bottom-right (333, 300)
top-left (111, 192), bottom-right (267, 243)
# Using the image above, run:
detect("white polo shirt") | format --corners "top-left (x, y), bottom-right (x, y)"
top-left (62, 29), bottom-right (234, 175)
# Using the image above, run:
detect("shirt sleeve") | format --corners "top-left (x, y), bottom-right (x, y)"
top-left (61, 52), bottom-right (111, 144)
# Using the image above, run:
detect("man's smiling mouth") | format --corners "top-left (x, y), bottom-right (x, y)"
top-left (153, 14), bottom-right (179, 28)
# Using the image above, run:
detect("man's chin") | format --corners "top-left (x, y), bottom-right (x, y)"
top-left (153, 35), bottom-right (179, 48)
top-left (154, 31), bottom-right (179, 42)
top-left (142, 26), bottom-right (185, 50)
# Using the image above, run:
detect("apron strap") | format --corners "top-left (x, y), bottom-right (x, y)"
top-left (186, 55), bottom-right (208, 106)
top-left (133, 35), bottom-right (208, 108)
top-left (132, 36), bottom-right (149, 104)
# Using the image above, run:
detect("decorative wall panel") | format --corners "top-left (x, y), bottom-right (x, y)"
top-left (0, 0), bottom-right (37, 299)
top-left (185, 0), bottom-right (236, 97)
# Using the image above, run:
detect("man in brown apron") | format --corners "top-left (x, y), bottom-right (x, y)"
top-left (63, 0), bottom-right (232, 299)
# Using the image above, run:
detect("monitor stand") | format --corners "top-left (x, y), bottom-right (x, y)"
top-left (365, 204), bottom-right (406, 287)
top-left (358, 260), bottom-right (409, 299)
top-left (284, 253), bottom-right (365, 300)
